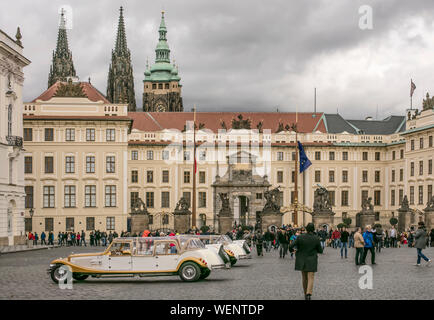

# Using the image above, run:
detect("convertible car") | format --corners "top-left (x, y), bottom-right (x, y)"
top-left (48, 236), bottom-right (230, 284)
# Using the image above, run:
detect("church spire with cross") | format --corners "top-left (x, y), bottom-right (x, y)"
top-left (106, 6), bottom-right (136, 111)
top-left (48, 9), bottom-right (77, 88)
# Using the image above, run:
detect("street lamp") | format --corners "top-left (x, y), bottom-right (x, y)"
top-left (29, 207), bottom-right (34, 218)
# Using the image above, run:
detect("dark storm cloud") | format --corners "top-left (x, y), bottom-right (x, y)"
top-left (2, 0), bottom-right (434, 118)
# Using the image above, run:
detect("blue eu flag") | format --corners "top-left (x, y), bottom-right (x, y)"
top-left (298, 141), bottom-right (312, 173)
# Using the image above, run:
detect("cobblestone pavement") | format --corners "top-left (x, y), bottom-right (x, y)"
top-left (0, 245), bottom-right (433, 300)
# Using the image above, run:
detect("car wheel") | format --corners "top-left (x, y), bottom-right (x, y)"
top-left (72, 273), bottom-right (89, 281)
top-left (199, 268), bottom-right (211, 280)
top-left (50, 265), bottom-right (70, 284)
top-left (179, 262), bottom-right (201, 282)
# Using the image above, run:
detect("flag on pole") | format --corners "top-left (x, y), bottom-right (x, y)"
top-left (298, 141), bottom-right (312, 173)
top-left (410, 79), bottom-right (416, 97)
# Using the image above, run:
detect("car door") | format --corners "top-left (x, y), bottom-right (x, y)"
top-left (108, 241), bottom-right (132, 271)
top-left (153, 241), bottom-right (180, 271)
top-left (132, 239), bottom-right (156, 272)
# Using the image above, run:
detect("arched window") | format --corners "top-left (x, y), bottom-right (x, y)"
top-left (8, 104), bottom-right (13, 136)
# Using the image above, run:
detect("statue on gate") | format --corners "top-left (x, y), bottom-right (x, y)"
top-left (263, 186), bottom-right (281, 213)
top-left (361, 197), bottom-right (374, 212)
top-left (175, 197), bottom-right (190, 212)
top-left (131, 197), bottom-right (148, 214)
top-left (313, 186), bottom-right (332, 214)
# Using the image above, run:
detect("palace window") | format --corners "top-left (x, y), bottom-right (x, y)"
top-left (391, 189), bottom-right (395, 206)
top-left (428, 185), bottom-right (433, 201)
top-left (106, 129), bottom-right (115, 141)
top-left (374, 190), bottom-right (381, 206)
top-left (106, 156), bottom-right (115, 173)
top-left (146, 192), bottom-right (154, 208)
top-left (199, 192), bottom-right (207, 208)
top-left (328, 191), bottom-right (335, 206)
top-left (341, 190), bottom-right (349, 206)
top-left (106, 217), bottom-right (115, 230)
top-left (131, 170), bottom-right (138, 183)
top-left (65, 128), bottom-right (75, 141)
top-left (64, 185), bottom-right (76, 208)
top-left (392, 151), bottom-right (396, 160)
top-left (45, 128), bottom-right (54, 141)
top-left (419, 186), bottom-right (424, 205)
top-left (374, 171), bottom-right (380, 183)
top-left (256, 193), bottom-right (263, 200)
top-left (25, 186), bottom-right (34, 208)
top-left (277, 171), bottom-right (283, 183)
top-left (161, 192), bottom-right (170, 208)
top-left (45, 156), bottom-right (54, 174)
top-left (410, 139), bottom-right (415, 151)
top-left (342, 152), bottom-right (348, 161)
top-left (183, 192), bottom-right (191, 208)
top-left (315, 151), bottom-right (321, 161)
top-left (66, 217), bottom-right (74, 232)
top-left (329, 170), bottom-right (335, 182)
top-left (162, 150), bottom-right (169, 160)
top-left (25, 156), bottom-right (32, 174)
top-left (315, 170), bottom-right (321, 183)
top-left (86, 128), bottom-right (95, 141)
top-left (410, 162), bottom-right (414, 176)
top-left (131, 150), bottom-right (138, 160)
top-left (420, 137), bottom-right (424, 149)
top-left (184, 171), bottom-right (190, 183)
top-left (105, 186), bottom-right (116, 207)
top-left (410, 186), bottom-right (414, 204)
top-left (65, 156), bottom-right (75, 173)
top-left (291, 171), bottom-right (295, 183)
top-left (85, 185), bottom-right (96, 207)
top-left (391, 170), bottom-right (395, 182)
top-left (199, 171), bottom-right (206, 184)
top-left (162, 170), bottom-right (169, 183)
top-left (329, 151), bottom-right (335, 161)
top-left (400, 149), bottom-right (404, 159)
top-left (419, 161), bottom-right (423, 175)
top-left (362, 152), bottom-right (368, 161)
top-left (45, 218), bottom-right (54, 232)
top-left (43, 186), bottom-right (55, 208)
top-left (362, 170), bottom-right (368, 182)
top-left (184, 151), bottom-right (190, 161)
top-left (400, 169), bottom-right (403, 181)
top-left (199, 150), bottom-right (206, 161)
top-left (130, 192), bottom-right (139, 209)
top-left (429, 136), bottom-right (433, 148)
top-left (342, 170), bottom-right (348, 183)
top-left (86, 217), bottom-right (95, 231)
top-left (147, 150), bottom-right (154, 160)
top-left (277, 152), bottom-right (284, 161)
top-left (23, 128), bottom-right (32, 141)
top-left (86, 156), bottom-right (95, 173)
top-left (375, 152), bottom-right (380, 161)
top-left (429, 160), bottom-right (432, 175)
top-left (399, 189), bottom-right (403, 205)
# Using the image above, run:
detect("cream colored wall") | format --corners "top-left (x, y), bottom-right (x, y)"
top-left (23, 99), bottom-right (130, 235)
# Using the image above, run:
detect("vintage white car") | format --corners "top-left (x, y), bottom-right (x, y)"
top-left (191, 235), bottom-right (252, 265)
top-left (48, 236), bottom-right (230, 283)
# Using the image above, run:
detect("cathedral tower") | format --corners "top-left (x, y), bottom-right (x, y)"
top-left (107, 6), bottom-right (136, 111)
top-left (143, 11), bottom-right (183, 112)
top-left (48, 9), bottom-right (76, 88)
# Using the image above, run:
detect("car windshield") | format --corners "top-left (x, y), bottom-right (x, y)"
top-left (179, 237), bottom-right (205, 250)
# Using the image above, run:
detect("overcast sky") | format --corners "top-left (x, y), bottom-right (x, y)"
top-left (2, 0), bottom-right (434, 119)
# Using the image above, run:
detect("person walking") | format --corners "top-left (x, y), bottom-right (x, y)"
top-left (80, 230), bottom-right (87, 246)
top-left (413, 222), bottom-right (431, 266)
top-left (33, 232), bottom-right (38, 246)
top-left (318, 227), bottom-right (328, 250)
top-left (278, 229), bottom-right (289, 258)
top-left (253, 231), bottom-right (264, 257)
top-left (41, 231), bottom-right (46, 245)
top-left (375, 226), bottom-right (384, 253)
top-left (264, 229), bottom-right (274, 252)
top-left (340, 227), bottom-right (349, 259)
top-left (361, 225), bottom-right (376, 265)
top-left (354, 227), bottom-right (365, 265)
top-left (390, 226), bottom-right (397, 248)
top-left (288, 223), bottom-right (323, 300)
top-left (332, 228), bottom-right (341, 249)
top-left (48, 231), bottom-right (54, 245)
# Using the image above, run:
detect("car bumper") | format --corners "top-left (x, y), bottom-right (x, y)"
top-left (211, 263), bottom-right (231, 270)
top-left (238, 254), bottom-right (252, 260)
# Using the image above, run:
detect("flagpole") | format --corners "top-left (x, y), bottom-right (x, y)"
top-left (294, 105), bottom-right (298, 227)
top-left (411, 79), bottom-right (413, 110)
top-left (192, 105), bottom-right (197, 230)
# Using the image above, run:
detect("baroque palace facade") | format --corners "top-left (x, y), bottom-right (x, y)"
top-left (18, 9), bottom-right (434, 235)
top-left (0, 28), bottom-right (30, 245)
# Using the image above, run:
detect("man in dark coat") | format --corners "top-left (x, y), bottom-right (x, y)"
top-left (278, 229), bottom-right (289, 258)
top-left (289, 223), bottom-right (323, 300)
top-left (413, 222), bottom-right (431, 266)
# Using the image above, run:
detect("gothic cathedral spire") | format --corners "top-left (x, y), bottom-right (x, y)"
top-left (107, 6), bottom-right (136, 111)
top-left (48, 9), bottom-right (76, 88)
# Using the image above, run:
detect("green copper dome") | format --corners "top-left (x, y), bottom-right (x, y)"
top-left (143, 11), bottom-right (181, 83)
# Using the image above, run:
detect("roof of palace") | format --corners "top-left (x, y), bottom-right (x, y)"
top-left (31, 81), bottom-right (110, 103)
top-left (324, 114), bottom-right (406, 135)
top-left (128, 112), bottom-right (326, 133)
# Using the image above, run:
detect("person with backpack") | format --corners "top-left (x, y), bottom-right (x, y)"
top-left (361, 225), bottom-right (376, 265)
